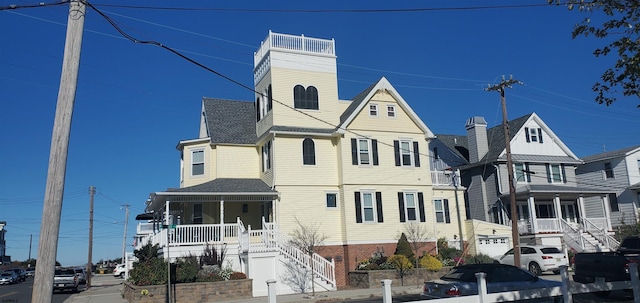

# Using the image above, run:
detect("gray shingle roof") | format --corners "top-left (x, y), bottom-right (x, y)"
top-left (270, 125), bottom-right (335, 134)
top-left (433, 134), bottom-right (469, 165)
top-left (166, 178), bottom-right (276, 194)
top-left (339, 81), bottom-right (378, 124)
top-left (203, 98), bottom-right (257, 144)
top-left (581, 145), bottom-right (640, 163)
top-left (481, 113), bottom-right (531, 163)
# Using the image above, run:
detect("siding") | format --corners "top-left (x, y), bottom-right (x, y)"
top-left (348, 90), bottom-right (423, 134)
top-left (217, 145), bottom-right (260, 179)
top-left (182, 142), bottom-right (215, 188)
top-left (273, 136), bottom-right (339, 186)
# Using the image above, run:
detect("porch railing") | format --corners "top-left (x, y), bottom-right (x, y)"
top-left (169, 223), bottom-right (238, 246)
top-left (431, 171), bottom-right (454, 186)
top-left (536, 218), bottom-right (561, 233)
top-left (583, 218), bottom-right (619, 251)
top-left (560, 218), bottom-right (599, 253)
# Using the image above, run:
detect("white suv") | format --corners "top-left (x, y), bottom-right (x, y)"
top-left (113, 264), bottom-right (126, 278)
top-left (495, 245), bottom-right (569, 276)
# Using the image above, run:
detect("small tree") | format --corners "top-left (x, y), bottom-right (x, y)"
top-left (395, 233), bottom-right (414, 264)
top-left (288, 218), bottom-right (327, 297)
top-left (402, 222), bottom-right (431, 273)
top-left (388, 255), bottom-right (414, 286)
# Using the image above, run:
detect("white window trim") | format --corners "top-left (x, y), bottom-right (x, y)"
top-left (325, 191), bottom-right (339, 209)
top-left (369, 104), bottom-right (378, 117)
top-left (529, 128), bottom-right (539, 142)
top-left (399, 139), bottom-right (414, 167)
top-left (434, 198), bottom-right (445, 223)
top-left (357, 138), bottom-right (373, 166)
top-left (191, 148), bottom-right (205, 177)
top-left (262, 140), bottom-right (272, 172)
top-left (361, 191), bottom-right (377, 223)
top-left (387, 105), bottom-right (396, 118)
top-left (403, 192), bottom-right (418, 221)
top-left (549, 164), bottom-right (564, 183)
top-left (514, 163), bottom-right (530, 183)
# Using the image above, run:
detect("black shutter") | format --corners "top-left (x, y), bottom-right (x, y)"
top-left (537, 128), bottom-right (543, 143)
top-left (351, 139), bottom-right (358, 165)
top-left (413, 141), bottom-right (420, 167)
top-left (394, 140), bottom-right (401, 166)
top-left (418, 193), bottom-right (426, 222)
top-left (372, 139), bottom-right (379, 166)
top-left (561, 164), bottom-right (567, 183)
top-left (376, 192), bottom-right (384, 223)
top-left (525, 127), bottom-right (530, 142)
top-left (444, 199), bottom-right (451, 223)
top-left (398, 192), bottom-right (406, 222)
top-left (355, 192), bottom-right (362, 223)
top-left (546, 163), bottom-right (552, 183)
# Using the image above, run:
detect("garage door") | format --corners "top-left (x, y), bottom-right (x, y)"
top-left (477, 236), bottom-right (510, 258)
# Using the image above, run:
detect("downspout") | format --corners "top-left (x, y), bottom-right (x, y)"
top-left (492, 164), bottom-right (505, 224)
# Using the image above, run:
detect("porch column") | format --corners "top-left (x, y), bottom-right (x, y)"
top-left (165, 200), bottom-right (170, 225)
top-left (220, 198), bottom-right (225, 242)
top-left (528, 196), bottom-right (538, 234)
top-left (577, 196), bottom-right (586, 225)
top-left (602, 195), bottom-right (613, 231)
top-left (553, 195), bottom-right (562, 232)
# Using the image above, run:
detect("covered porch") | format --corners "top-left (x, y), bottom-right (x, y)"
top-left (134, 178), bottom-right (280, 251)
top-left (492, 185), bottom-right (619, 252)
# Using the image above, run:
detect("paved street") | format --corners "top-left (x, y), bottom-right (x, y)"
top-left (0, 276), bottom-right (75, 303)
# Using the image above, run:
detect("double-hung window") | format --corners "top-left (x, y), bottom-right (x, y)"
top-left (434, 199), bottom-right (451, 223)
top-left (192, 149), bottom-right (204, 176)
top-left (398, 192), bottom-right (426, 222)
top-left (393, 140), bottom-right (420, 167)
top-left (515, 163), bottom-right (531, 182)
top-left (369, 104), bottom-right (378, 116)
top-left (387, 105), bottom-right (396, 117)
top-left (525, 127), bottom-right (543, 143)
top-left (354, 191), bottom-right (383, 223)
top-left (262, 140), bottom-right (272, 172)
top-left (546, 163), bottom-right (565, 183)
top-left (351, 138), bottom-right (379, 166)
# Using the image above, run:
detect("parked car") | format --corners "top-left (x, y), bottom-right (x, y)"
top-left (25, 268), bottom-right (35, 277)
top-left (422, 263), bottom-right (562, 301)
top-left (573, 236), bottom-right (640, 296)
top-left (9, 268), bottom-right (26, 282)
top-left (113, 264), bottom-right (126, 278)
top-left (0, 271), bottom-right (18, 285)
top-left (494, 245), bottom-right (568, 276)
top-left (53, 268), bottom-right (79, 293)
top-left (74, 267), bottom-right (87, 285)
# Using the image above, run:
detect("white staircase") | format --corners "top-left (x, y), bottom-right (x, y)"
top-left (560, 218), bottom-right (618, 252)
top-left (238, 219), bottom-right (336, 291)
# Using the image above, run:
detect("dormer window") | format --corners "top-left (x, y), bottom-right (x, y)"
top-left (293, 85), bottom-right (318, 110)
top-left (525, 127), bottom-right (544, 143)
top-left (387, 105), bottom-right (396, 117)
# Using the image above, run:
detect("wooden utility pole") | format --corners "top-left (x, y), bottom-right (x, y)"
top-left (87, 186), bottom-right (95, 289)
top-left (121, 204), bottom-right (130, 265)
top-left (486, 75), bottom-right (522, 268)
top-left (32, 1), bottom-right (85, 302)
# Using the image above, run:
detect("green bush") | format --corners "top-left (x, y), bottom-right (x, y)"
top-left (466, 253), bottom-right (495, 264)
top-left (419, 254), bottom-right (442, 272)
top-left (129, 258), bottom-right (167, 286)
top-left (175, 255), bottom-right (199, 283)
top-left (395, 233), bottom-right (415, 264)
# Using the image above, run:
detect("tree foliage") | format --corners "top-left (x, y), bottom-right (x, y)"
top-left (552, 0), bottom-right (640, 106)
top-left (395, 233), bottom-right (415, 264)
top-left (388, 254), bottom-right (414, 286)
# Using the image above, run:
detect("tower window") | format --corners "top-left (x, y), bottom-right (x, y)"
top-left (293, 85), bottom-right (319, 110)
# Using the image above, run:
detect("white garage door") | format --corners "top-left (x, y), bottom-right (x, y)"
top-left (477, 236), bottom-right (510, 258)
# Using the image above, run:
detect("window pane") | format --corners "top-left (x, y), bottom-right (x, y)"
top-left (363, 193), bottom-right (373, 207)
top-left (193, 164), bottom-right (204, 175)
top-left (359, 139), bottom-right (370, 164)
top-left (326, 194), bottom-right (337, 208)
top-left (436, 213), bottom-right (444, 223)
top-left (551, 165), bottom-right (562, 182)
top-left (364, 208), bottom-right (374, 221)
top-left (192, 150), bottom-right (204, 162)
top-left (405, 193), bottom-right (415, 207)
top-left (515, 163), bottom-right (525, 181)
top-left (401, 141), bottom-right (412, 166)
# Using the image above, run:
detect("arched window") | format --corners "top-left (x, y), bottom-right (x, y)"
top-left (293, 85), bottom-right (319, 110)
top-left (302, 138), bottom-right (316, 165)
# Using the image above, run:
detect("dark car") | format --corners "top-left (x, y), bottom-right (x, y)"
top-left (422, 263), bottom-right (562, 301)
top-left (9, 268), bottom-right (26, 282)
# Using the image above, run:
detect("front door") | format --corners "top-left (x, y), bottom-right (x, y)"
top-left (561, 203), bottom-right (579, 224)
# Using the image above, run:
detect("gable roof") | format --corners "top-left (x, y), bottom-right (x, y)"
top-left (337, 77), bottom-right (435, 138)
top-left (581, 145), bottom-right (640, 163)
top-left (203, 98), bottom-right (257, 145)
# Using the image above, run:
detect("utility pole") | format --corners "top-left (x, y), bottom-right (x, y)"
top-left (32, 1), bottom-right (85, 302)
top-left (87, 186), bottom-right (95, 289)
top-left (452, 170), bottom-right (464, 252)
top-left (122, 204), bottom-right (130, 265)
top-left (28, 234), bottom-right (32, 263)
top-left (486, 75), bottom-right (522, 268)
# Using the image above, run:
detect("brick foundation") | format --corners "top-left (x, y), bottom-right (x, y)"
top-left (316, 241), bottom-right (437, 289)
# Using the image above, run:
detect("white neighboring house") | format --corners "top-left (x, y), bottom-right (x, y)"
top-left (576, 145), bottom-right (640, 228)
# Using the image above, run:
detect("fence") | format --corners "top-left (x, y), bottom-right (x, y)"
top-left (265, 264), bottom-right (640, 303)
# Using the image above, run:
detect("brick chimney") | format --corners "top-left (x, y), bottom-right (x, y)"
top-left (465, 116), bottom-right (488, 163)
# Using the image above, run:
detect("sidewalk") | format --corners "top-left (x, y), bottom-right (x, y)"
top-left (64, 275), bottom-right (423, 303)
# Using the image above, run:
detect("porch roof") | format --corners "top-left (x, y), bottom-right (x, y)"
top-left (146, 178), bottom-right (279, 211)
top-left (503, 184), bottom-right (616, 200)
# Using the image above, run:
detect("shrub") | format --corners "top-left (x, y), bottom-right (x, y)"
top-left (395, 233), bottom-right (415, 264)
top-left (175, 254), bottom-right (199, 283)
top-left (356, 252), bottom-right (390, 270)
top-left (230, 272), bottom-right (247, 280)
top-left (129, 243), bottom-right (168, 286)
top-left (466, 253), bottom-right (495, 264)
top-left (387, 254), bottom-right (414, 286)
top-left (419, 254), bottom-right (442, 272)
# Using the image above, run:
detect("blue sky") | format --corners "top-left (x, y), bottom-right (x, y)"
top-left (1, 1), bottom-right (638, 266)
